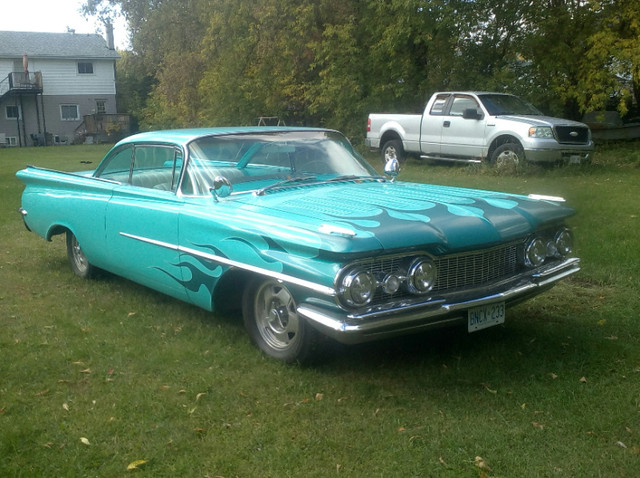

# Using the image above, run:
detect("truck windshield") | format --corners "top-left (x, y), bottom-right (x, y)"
top-left (478, 94), bottom-right (543, 116)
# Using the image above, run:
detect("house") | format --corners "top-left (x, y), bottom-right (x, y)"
top-left (0, 29), bottom-right (128, 147)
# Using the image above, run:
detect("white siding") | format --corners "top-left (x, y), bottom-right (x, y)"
top-left (33, 59), bottom-right (116, 96)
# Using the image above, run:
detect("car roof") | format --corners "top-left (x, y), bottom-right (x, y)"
top-left (116, 126), bottom-right (332, 148)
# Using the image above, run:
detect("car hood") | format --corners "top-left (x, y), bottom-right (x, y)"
top-left (229, 180), bottom-right (574, 254)
top-left (497, 115), bottom-right (589, 128)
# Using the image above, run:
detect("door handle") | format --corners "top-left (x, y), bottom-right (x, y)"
top-left (443, 121), bottom-right (450, 128)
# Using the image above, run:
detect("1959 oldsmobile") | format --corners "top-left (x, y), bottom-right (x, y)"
top-left (17, 127), bottom-right (580, 362)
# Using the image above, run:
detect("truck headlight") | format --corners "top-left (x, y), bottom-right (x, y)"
top-left (528, 126), bottom-right (554, 139)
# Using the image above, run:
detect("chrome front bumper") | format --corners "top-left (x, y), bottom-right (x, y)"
top-left (298, 257), bottom-right (580, 344)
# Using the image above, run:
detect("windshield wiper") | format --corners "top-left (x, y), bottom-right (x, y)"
top-left (325, 174), bottom-right (386, 183)
top-left (256, 175), bottom-right (317, 196)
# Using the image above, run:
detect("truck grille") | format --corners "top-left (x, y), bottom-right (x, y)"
top-left (555, 126), bottom-right (590, 144)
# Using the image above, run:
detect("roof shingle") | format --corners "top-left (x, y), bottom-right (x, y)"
top-left (0, 31), bottom-right (120, 59)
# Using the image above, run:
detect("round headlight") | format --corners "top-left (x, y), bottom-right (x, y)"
top-left (554, 228), bottom-right (573, 257)
top-left (341, 270), bottom-right (376, 307)
top-left (408, 258), bottom-right (437, 294)
top-left (525, 237), bottom-right (547, 267)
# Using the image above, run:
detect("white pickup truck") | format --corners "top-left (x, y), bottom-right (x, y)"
top-left (366, 92), bottom-right (594, 166)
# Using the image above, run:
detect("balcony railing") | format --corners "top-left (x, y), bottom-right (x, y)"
top-left (0, 71), bottom-right (43, 97)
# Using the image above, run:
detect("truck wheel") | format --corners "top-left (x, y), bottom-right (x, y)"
top-left (491, 143), bottom-right (524, 170)
top-left (381, 140), bottom-right (405, 165)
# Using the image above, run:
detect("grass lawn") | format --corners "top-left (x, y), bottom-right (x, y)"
top-left (1, 142), bottom-right (639, 477)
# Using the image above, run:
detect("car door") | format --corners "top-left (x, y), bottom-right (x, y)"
top-left (439, 94), bottom-right (487, 159)
top-left (101, 144), bottom-right (190, 302)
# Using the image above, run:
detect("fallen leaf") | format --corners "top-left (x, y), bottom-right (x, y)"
top-left (127, 312), bottom-right (136, 317)
top-left (550, 373), bottom-right (558, 379)
top-left (481, 383), bottom-right (497, 394)
top-left (315, 393), bottom-right (324, 401)
top-left (532, 422), bottom-right (545, 430)
top-left (80, 368), bottom-right (91, 374)
top-left (126, 459), bottom-right (148, 470)
top-left (474, 456), bottom-right (492, 471)
top-left (195, 392), bottom-right (206, 401)
top-left (580, 376), bottom-right (588, 383)
top-left (63, 403), bottom-right (70, 411)
top-left (617, 441), bottom-right (627, 448)
top-left (80, 437), bottom-right (90, 446)
top-left (439, 456), bottom-right (447, 466)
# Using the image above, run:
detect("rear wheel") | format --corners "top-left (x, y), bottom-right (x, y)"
top-left (242, 277), bottom-right (317, 363)
top-left (66, 231), bottom-right (96, 279)
top-left (381, 139), bottom-right (405, 165)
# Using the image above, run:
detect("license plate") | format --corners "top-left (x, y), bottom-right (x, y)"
top-left (468, 302), bottom-right (505, 332)
top-left (569, 155), bottom-right (582, 164)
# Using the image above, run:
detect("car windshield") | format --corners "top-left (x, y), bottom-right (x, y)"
top-left (182, 130), bottom-right (379, 195)
top-left (478, 94), bottom-right (543, 116)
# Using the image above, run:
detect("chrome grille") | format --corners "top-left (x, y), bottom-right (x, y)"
top-left (433, 243), bottom-right (519, 291)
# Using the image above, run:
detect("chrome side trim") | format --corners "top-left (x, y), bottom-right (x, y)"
top-left (119, 232), bottom-right (337, 297)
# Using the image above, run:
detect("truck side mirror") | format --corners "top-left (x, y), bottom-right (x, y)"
top-left (463, 108), bottom-right (483, 120)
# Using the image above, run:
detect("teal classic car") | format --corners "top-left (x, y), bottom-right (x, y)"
top-left (17, 127), bottom-right (580, 362)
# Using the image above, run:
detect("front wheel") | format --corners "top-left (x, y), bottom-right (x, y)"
top-left (490, 143), bottom-right (524, 170)
top-left (381, 139), bottom-right (405, 165)
top-left (66, 231), bottom-right (96, 279)
top-left (242, 278), bottom-right (317, 363)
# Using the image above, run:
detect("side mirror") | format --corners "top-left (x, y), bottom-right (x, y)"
top-left (384, 157), bottom-right (400, 182)
top-left (463, 108), bottom-right (483, 120)
top-left (210, 176), bottom-right (233, 201)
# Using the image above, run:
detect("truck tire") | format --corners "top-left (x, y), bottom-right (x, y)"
top-left (491, 143), bottom-right (524, 170)
top-left (381, 140), bottom-right (405, 165)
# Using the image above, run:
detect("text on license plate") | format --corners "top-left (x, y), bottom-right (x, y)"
top-left (468, 302), bottom-right (505, 332)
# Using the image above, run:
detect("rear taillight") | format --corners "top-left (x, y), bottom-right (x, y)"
top-left (367, 117), bottom-right (371, 132)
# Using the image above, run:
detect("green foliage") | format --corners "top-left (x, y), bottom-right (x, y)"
top-left (84, 0), bottom-right (640, 133)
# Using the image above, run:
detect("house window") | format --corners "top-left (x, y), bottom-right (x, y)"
top-left (60, 104), bottom-right (80, 121)
top-left (78, 62), bottom-right (94, 74)
top-left (6, 136), bottom-right (18, 146)
top-left (96, 100), bottom-right (107, 114)
top-left (6, 105), bottom-right (21, 120)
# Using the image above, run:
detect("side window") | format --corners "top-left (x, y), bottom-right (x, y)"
top-left (429, 94), bottom-right (450, 115)
top-left (450, 96), bottom-right (480, 116)
top-left (94, 146), bottom-right (133, 181)
top-left (131, 145), bottom-right (183, 191)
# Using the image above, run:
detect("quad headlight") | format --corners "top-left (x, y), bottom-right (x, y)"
top-left (337, 255), bottom-right (438, 308)
top-left (525, 227), bottom-right (574, 268)
top-left (339, 270), bottom-right (376, 307)
top-left (554, 227), bottom-right (573, 257)
top-left (407, 257), bottom-right (437, 294)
